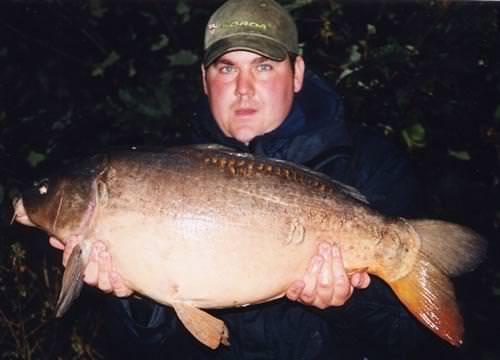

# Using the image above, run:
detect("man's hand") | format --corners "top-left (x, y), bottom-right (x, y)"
top-left (49, 236), bottom-right (133, 298)
top-left (286, 242), bottom-right (370, 309)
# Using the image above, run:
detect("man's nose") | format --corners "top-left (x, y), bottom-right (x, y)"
top-left (235, 70), bottom-right (254, 97)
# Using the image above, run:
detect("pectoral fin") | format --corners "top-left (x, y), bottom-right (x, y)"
top-left (172, 302), bottom-right (229, 349)
top-left (55, 244), bottom-right (87, 317)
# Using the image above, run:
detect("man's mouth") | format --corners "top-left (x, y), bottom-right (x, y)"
top-left (235, 108), bottom-right (257, 117)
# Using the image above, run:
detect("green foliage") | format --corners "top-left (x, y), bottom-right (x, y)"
top-left (92, 51), bottom-right (121, 77)
top-left (167, 49), bottom-right (199, 66)
top-left (447, 149), bottom-right (471, 161)
top-left (402, 123), bottom-right (426, 149)
top-left (0, 0), bottom-right (498, 358)
top-left (26, 151), bottom-right (46, 168)
top-left (0, 239), bottom-right (106, 359)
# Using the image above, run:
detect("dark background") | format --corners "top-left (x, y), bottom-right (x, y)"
top-left (0, 0), bottom-right (499, 359)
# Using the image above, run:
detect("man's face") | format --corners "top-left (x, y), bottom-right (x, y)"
top-left (202, 51), bottom-right (305, 144)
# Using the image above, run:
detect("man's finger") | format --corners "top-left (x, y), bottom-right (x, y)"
top-left (96, 251), bottom-right (112, 293)
top-left (110, 272), bottom-right (133, 297)
top-left (314, 243), bottom-right (334, 308)
top-left (318, 243), bottom-right (333, 286)
top-left (83, 246), bottom-right (99, 286)
top-left (357, 272), bottom-right (371, 288)
top-left (286, 280), bottom-right (305, 301)
top-left (93, 241), bottom-right (106, 253)
top-left (350, 272), bottom-right (361, 287)
top-left (329, 244), bottom-right (351, 306)
top-left (350, 272), bottom-right (371, 289)
top-left (300, 255), bottom-right (323, 304)
top-left (49, 236), bottom-right (64, 250)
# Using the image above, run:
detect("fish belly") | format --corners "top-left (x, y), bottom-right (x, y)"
top-left (95, 212), bottom-right (318, 308)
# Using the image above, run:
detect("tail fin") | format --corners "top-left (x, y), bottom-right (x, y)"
top-left (389, 220), bottom-right (486, 346)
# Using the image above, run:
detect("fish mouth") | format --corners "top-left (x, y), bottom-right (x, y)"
top-left (11, 197), bottom-right (35, 227)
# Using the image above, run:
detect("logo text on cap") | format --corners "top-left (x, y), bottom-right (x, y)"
top-left (219, 20), bottom-right (271, 31)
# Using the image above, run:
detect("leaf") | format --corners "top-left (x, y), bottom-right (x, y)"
top-left (402, 123), bottom-right (426, 149)
top-left (151, 34), bottom-right (169, 52)
top-left (405, 44), bottom-right (419, 56)
top-left (118, 85), bottom-right (172, 118)
top-left (92, 51), bottom-right (121, 77)
top-left (448, 149), bottom-right (471, 161)
top-left (348, 45), bottom-right (362, 64)
top-left (90, 0), bottom-right (107, 18)
top-left (176, 0), bottom-right (190, 15)
top-left (377, 123), bottom-right (394, 136)
top-left (128, 60), bottom-right (137, 78)
top-left (176, 1), bottom-right (191, 23)
top-left (11, 242), bottom-right (26, 260)
top-left (494, 105), bottom-right (500, 122)
top-left (27, 151), bottom-right (46, 168)
top-left (140, 11), bottom-right (158, 26)
top-left (284, 0), bottom-right (314, 11)
top-left (337, 68), bottom-right (354, 83)
top-left (372, 39), bottom-right (410, 65)
top-left (367, 24), bottom-right (376, 35)
top-left (167, 50), bottom-right (199, 66)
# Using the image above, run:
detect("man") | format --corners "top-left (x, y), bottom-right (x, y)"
top-left (51, 0), bottom-right (431, 358)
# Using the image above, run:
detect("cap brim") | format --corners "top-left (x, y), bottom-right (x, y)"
top-left (204, 35), bottom-right (289, 66)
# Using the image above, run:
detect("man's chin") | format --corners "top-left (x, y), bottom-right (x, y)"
top-left (231, 129), bottom-right (258, 145)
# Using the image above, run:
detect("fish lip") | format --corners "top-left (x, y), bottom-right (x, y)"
top-left (14, 214), bottom-right (33, 226)
top-left (11, 197), bottom-right (35, 226)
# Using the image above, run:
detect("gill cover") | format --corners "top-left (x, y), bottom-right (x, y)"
top-left (21, 154), bottom-right (109, 238)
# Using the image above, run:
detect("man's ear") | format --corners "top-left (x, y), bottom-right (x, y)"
top-left (293, 56), bottom-right (305, 93)
top-left (201, 64), bottom-right (208, 95)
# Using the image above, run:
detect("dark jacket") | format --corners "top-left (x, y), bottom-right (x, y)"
top-left (104, 71), bottom-right (435, 359)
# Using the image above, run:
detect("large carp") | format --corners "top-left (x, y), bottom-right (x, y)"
top-left (13, 144), bottom-right (485, 349)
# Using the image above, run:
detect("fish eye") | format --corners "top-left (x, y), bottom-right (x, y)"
top-left (33, 178), bottom-right (49, 195)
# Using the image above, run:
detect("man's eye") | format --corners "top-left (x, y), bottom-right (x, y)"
top-left (219, 65), bottom-right (235, 74)
top-left (256, 63), bottom-right (272, 72)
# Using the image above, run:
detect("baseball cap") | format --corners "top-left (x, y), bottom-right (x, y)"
top-left (203, 0), bottom-right (299, 66)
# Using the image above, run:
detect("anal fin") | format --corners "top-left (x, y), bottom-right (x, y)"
top-left (172, 302), bottom-right (229, 349)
